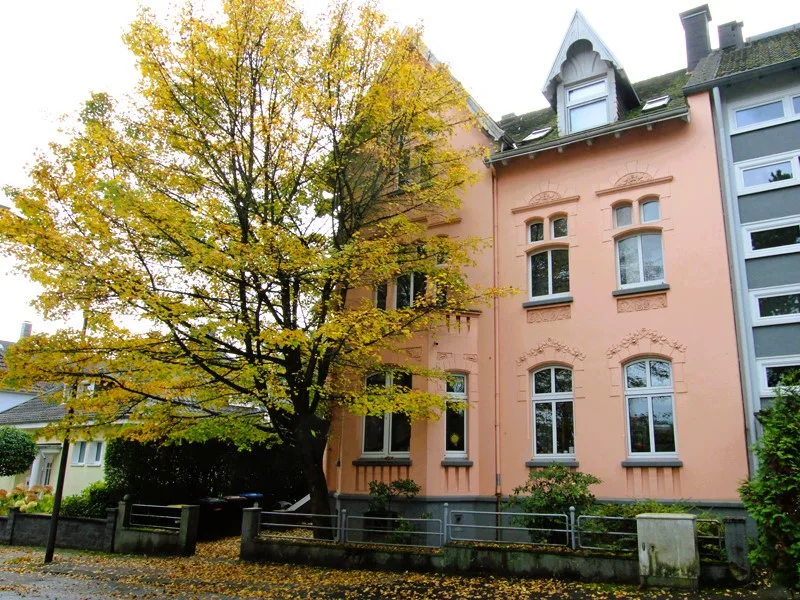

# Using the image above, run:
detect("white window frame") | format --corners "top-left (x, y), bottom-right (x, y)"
top-left (394, 272), bottom-right (426, 309)
top-left (642, 95), bottom-right (670, 112)
top-left (741, 215), bottom-right (800, 259)
top-left (623, 359), bottom-right (678, 458)
top-left (72, 441), bottom-right (87, 466)
top-left (531, 366), bottom-right (575, 459)
top-left (756, 355), bottom-right (800, 397)
top-left (361, 372), bottom-right (411, 457)
top-left (528, 248), bottom-right (570, 300)
top-left (551, 216), bottom-right (568, 239)
top-left (729, 85), bottom-right (800, 134)
top-left (565, 77), bottom-right (609, 133)
top-left (615, 233), bottom-right (665, 289)
top-left (88, 441), bottom-right (104, 467)
top-left (735, 150), bottom-right (800, 196)
top-left (444, 373), bottom-right (468, 459)
top-left (750, 284), bottom-right (800, 327)
top-left (522, 127), bottom-right (553, 142)
top-left (614, 203), bottom-right (633, 228)
top-left (640, 199), bottom-right (660, 224)
top-left (528, 220), bottom-right (545, 243)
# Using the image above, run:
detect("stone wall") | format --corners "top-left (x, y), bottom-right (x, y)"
top-left (0, 508), bottom-right (116, 552)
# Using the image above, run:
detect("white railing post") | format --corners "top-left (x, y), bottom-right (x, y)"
top-left (569, 506), bottom-right (576, 549)
top-left (442, 503), bottom-right (450, 546)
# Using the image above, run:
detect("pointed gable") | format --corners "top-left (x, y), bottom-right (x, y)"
top-left (542, 11), bottom-right (638, 110)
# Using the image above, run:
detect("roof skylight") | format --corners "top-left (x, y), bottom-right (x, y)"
top-left (522, 127), bottom-right (553, 142)
top-left (642, 95), bottom-right (671, 111)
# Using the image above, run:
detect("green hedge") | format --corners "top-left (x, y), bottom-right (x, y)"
top-left (740, 374), bottom-right (800, 589)
top-left (60, 481), bottom-right (114, 519)
top-left (104, 439), bottom-right (306, 507)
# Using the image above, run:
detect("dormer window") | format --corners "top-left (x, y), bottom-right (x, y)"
top-left (566, 78), bottom-right (609, 133)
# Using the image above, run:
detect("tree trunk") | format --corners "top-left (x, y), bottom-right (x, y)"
top-left (293, 414), bottom-right (333, 540)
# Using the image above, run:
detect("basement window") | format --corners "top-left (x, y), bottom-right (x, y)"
top-left (642, 96), bottom-right (670, 112)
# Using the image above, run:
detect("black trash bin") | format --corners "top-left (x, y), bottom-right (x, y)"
top-left (197, 497), bottom-right (228, 541)
top-left (222, 495), bottom-right (248, 536)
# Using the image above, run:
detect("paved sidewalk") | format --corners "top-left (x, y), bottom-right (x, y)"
top-left (0, 540), bottom-right (786, 599)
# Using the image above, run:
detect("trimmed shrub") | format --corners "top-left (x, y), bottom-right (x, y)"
top-left (507, 465), bottom-right (601, 516)
top-left (0, 427), bottom-right (37, 477)
top-left (61, 481), bottom-right (114, 519)
top-left (740, 374), bottom-right (800, 590)
top-left (506, 465), bottom-right (601, 544)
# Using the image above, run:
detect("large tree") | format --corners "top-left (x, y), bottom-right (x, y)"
top-left (0, 0), bottom-right (494, 528)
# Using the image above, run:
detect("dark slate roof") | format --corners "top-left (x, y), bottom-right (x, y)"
top-left (686, 28), bottom-right (800, 89)
top-left (0, 396), bottom-right (66, 425)
top-left (497, 69), bottom-right (690, 146)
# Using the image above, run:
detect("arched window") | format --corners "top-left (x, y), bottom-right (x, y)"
top-left (532, 366), bottom-right (574, 457)
top-left (444, 374), bottom-right (468, 458)
top-left (624, 359), bottom-right (676, 455)
top-left (529, 220), bottom-right (544, 243)
top-left (362, 372), bottom-right (412, 456)
top-left (551, 216), bottom-right (568, 239)
top-left (614, 203), bottom-right (633, 228)
top-left (640, 198), bottom-right (661, 223)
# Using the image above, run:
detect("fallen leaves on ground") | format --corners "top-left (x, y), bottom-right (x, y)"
top-left (0, 540), bottom-right (776, 599)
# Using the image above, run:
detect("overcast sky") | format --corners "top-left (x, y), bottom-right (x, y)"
top-left (0, 0), bottom-right (796, 341)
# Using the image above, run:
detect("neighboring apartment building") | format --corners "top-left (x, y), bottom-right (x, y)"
top-left (682, 12), bottom-right (800, 473)
top-left (328, 7), bottom-right (754, 517)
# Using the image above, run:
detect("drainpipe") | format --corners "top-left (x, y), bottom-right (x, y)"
top-left (710, 86), bottom-right (757, 477)
top-left (490, 165), bottom-right (502, 517)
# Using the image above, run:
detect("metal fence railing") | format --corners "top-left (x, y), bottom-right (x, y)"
top-left (129, 504), bottom-right (181, 531)
top-left (260, 511), bottom-right (340, 542)
top-left (251, 507), bottom-right (729, 560)
top-left (576, 515), bottom-right (637, 551)
top-left (345, 514), bottom-right (443, 549)
top-left (447, 509), bottom-right (572, 548)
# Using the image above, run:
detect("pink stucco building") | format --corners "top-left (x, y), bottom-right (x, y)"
top-left (327, 8), bottom-right (750, 517)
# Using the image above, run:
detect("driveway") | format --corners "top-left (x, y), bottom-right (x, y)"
top-left (0, 539), bottom-right (785, 599)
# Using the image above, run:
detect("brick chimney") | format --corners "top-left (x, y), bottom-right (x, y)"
top-left (680, 5), bottom-right (713, 71)
top-left (718, 21), bottom-right (744, 50)
top-left (19, 321), bottom-right (32, 339)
